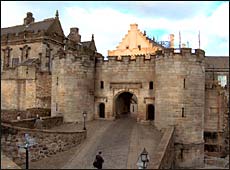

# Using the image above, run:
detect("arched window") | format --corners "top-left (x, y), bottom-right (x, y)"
top-left (99, 103), bottom-right (105, 118)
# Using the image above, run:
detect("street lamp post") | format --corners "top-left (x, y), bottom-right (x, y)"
top-left (140, 148), bottom-right (149, 169)
top-left (18, 133), bottom-right (37, 169)
top-left (83, 111), bottom-right (87, 130)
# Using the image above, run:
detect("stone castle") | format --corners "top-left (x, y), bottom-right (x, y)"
top-left (1, 12), bottom-right (229, 168)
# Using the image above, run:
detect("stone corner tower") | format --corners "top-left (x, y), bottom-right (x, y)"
top-left (155, 48), bottom-right (205, 168)
top-left (51, 46), bottom-right (96, 122)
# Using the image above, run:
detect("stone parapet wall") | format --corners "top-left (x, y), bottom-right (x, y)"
top-left (1, 108), bottom-right (51, 122)
top-left (151, 126), bottom-right (175, 169)
top-left (9, 116), bottom-right (63, 129)
top-left (1, 123), bottom-right (86, 167)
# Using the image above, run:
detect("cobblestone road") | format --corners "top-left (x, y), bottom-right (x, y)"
top-left (30, 115), bottom-right (162, 169)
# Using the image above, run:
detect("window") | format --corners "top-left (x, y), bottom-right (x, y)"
top-left (182, 107), bottom-right (185, 117)
top-left (126, 46), bottom-right (129, 49)
top-left (183, 78), bottom-right (186, 89)
top-left (56, 77), bottom-right (58, 86)
top-left (138, 45), bottom-right (141, 50)
top-left (12, 58), bottom-right (19, 67)
top-left (180, 148), bottom-right (184, 159)
top-left (56, 103), bottom-right (58, 111)
top-left (217, 75), bottom-right (227, 87)
top-left (149, 81), bottom-right (153, 89)
top-left (100, 81), bottom-right (104, 89)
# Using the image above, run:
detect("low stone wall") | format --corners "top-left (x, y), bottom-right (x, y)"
top-left (1, 123), bottom-right (86, 167)
top-left (1, 108), bottom-right (51, 122)
top-left (9, 116), bottom-right (63, 129)
top-left (151, 126), bottom-right (175, 169)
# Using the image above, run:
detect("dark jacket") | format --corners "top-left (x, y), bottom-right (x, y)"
top-left (95, 154), bottom-right (104, 169)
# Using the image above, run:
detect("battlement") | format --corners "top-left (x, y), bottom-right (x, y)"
top-left (53, 49), bottom-right (95, 68)
top-left (96, 54), bottom-right (155, 64)
top-left (156, 48), bottom-right (205, 63)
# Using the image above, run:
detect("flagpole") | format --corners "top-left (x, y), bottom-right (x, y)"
top-left (179, 31), bottom-right (181, 49)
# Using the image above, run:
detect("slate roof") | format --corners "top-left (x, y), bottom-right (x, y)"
top-left (205, 56), bottom-right (229, 69)
top-left (1, 18), bottom-right (55, 36)
top-left (82, 41), bottom-right (97, 51)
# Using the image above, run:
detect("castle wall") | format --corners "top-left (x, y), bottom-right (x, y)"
top-left (155, 48), bottom-right (205, 168)
top-left (1, 35), bottom-right (63, 111)
top-left (35, 72), bottom-right (52, 108)
top-left (51, 51), bottom-right (95, 122)
top-left (95, 55), bottom-right (155, 121)
top-left (1, 42), bottom-right (43, 69)
top-left (1, 79), bottom-right (37, 110)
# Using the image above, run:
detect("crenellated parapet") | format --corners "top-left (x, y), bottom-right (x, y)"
top-left (155, 48), bottom-right (205, 63)
top-left (96, 54), bottom-right (156, 67)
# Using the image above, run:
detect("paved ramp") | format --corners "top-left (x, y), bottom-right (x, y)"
top-left (63, 115), bottom-right (162, 169)
top-left (30, 115), bottom-right (162, 169)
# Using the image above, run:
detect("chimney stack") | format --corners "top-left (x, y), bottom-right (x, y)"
top-left (169, 34), bottom-right (174, 48)
top-left (67, 27), bottom-right (81, 43)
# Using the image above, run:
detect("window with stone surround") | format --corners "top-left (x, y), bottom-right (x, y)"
top-left (182, 107), bottom-right (185, 117)
top-left (217, 75), bottom-right (227, 87)
top-left (20, 45), bottom-right (31, 62)
top-left (12, 58), bottom-right (19, 67)
top-left (56, 77), bottom-right (59, 86)
top-left (2, 47), bottom-right (12, 69)
top-left (100, 81), bottom-right (104, 89)
top-left (149, 81), bottom-right (153, 89)
top-left (183, 78), bottom-right (186, 89)
top-left (56, 103), bottom-right (58, 111)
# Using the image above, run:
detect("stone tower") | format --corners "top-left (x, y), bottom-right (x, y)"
top-left (51, 46), bottom-right (96, 122)
top-left (155, 48), bottom-right (205, 168)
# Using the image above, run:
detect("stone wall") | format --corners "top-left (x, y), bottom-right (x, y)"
top-left (155, 48), bottom-right (205, 168)
top-left (9, 116), bottom-right (63, 129)
top-left (51, 50), bottom-right (95, 122)
top-left (151, 126), bottom-right (175, 169)
top-left (95, 54), bottom-right (155, 121)
top-left (1, 123), bottom-right (86, 167)
top-left (35, 72), bottom-right (52, 108)
top-left (1, 108), bottom-right (51, 122)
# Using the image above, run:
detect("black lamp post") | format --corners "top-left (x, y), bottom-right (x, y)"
top-left (83, 111), bottom-right (87, 130)
top-left (18, 133), bottom-right (36, 169)
top-left (140, 148), bottom-right (149, 169)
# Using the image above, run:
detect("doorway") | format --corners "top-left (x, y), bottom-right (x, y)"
top-left (115, 92), bottom-right (137, 117)
top-left (147, 104), bottom-right (155, 120)
top-left (99, 103), bottom-right (105, 118)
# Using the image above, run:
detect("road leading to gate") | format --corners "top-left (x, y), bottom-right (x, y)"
top-left (30, 115), bottom-right (162, 169)
top-left (62, 115), bottom-right (162, 169)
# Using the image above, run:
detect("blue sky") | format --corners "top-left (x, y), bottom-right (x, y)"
top-left (1, 1), bottom-right (229, 56)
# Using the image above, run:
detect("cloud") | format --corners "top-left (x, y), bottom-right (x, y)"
top-left (1, 1), bottom-right (229, 56)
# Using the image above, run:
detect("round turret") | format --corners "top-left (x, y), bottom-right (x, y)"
top-left (155, 48), bottom-right (205, 168)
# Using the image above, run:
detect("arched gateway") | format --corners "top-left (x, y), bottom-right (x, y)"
top-left (114, 91), bottom-right (138, 118)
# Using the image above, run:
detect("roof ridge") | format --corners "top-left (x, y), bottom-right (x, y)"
top-left (1, 18), bottom-right (55, 30)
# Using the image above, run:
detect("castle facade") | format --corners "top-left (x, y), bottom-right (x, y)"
top-left (1, 12), bottom-right (229, 168)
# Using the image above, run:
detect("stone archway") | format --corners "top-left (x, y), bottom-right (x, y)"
top-left (114, 91), bottom-right (137, 118)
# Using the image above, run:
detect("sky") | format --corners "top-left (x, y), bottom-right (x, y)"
top-left (1, 1), bottom-right (229, 57)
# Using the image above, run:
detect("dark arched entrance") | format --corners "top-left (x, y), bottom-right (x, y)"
top-left (147, 104), bottom-right (155, 120)
top-left (115, 92), bottom-right (137, 117)
top-left (99, 103), bottom-right (105, 118)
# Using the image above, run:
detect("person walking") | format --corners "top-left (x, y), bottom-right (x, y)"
top-left (93, 151), bottom-right (104, 169)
